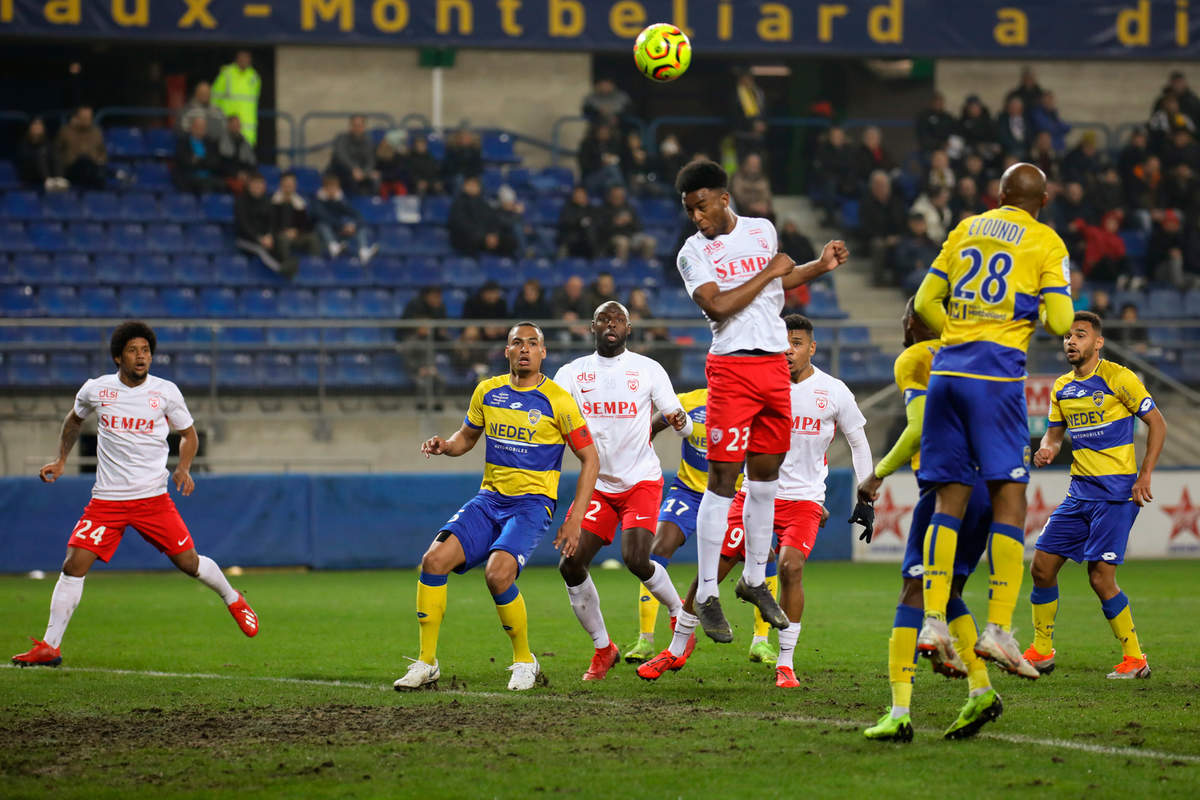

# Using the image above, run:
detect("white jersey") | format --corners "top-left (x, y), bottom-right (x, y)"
top-left (676, 215), bottom-right (787, 355)
top-left (72, 373), bottom-right (195, 501)
top-left (777, 367), bottom-right (867, 504)
top-left (553, 350), bottom-right (685, 495)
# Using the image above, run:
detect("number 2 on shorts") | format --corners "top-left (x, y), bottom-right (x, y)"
top-left (584, 500), bottom-right (602, 522)
top-left (72, 519), bottom-right (107, 545)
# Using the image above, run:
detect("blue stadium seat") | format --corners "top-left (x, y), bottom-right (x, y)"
top-left (3, 191), bottom-right (42, 220)
top-left (293, 167), bottom-right (321, 195)
top-left (1119, 230), bottom-right (1148, 263)
top-left (330, 325), bottom-right (387, 344)
top-left (529, 196), bottom-right (564, 225)
top-left (145, 128), bottom-right (176, 158)
top-left (218, 326), bottom-right (266, 345)
top-left (481, 256), bottom-right (521, 287)
top-left (221, 353), bottom-right (258, 388)
top-left (39, 285), bottom-right (79, 316)
top-left (530, 166), bottom-right (574, 195)
top-left (48, 352), bottom-right (90, 385)
top-left (161, 287), bottom-right (200, 316)
top-left (111, 223), bottom-right (148, 252)
top-left (442, 257), bottom-right (484, 288)
top-left (119, 286), bottom-right (164, 316)
top-left (480, 167), bottom-right (505, 195)
top-left (1111, 289), bottom-right (1145, 312)
top-left (353, 195), bottom-right (395, 225)
top-left (78, 286), bottom-right (118, 316)
top-left (5, 352), bottom-right (48, 385)
top-left (106, 127), bottom-right (147, 159)
top-left (278, 288), bottom-right (317, 317)
top-left (241, 288), bottom-right (278, 317)
top-left (267, 327), bottom-right (320, 346)
top-left (1185, 291), bottom-right (1200, 318)
top-left (368, 257), bottom-right (410, 287)
top-left (379, 225), bottom-right (413, 254)
top-left (1181, 349), bottom-right (1200, 384)
top-left (161, 193), bottom-right (200, 222)
top-left (66, 222), bottom-right (111, 253)
top-left (95, 253), bottom-right (131, 284)
top-left (409, 226), bottom-right (450, 256)
top-left (147, 223), bottom-right (187, 253)
top-left (0, 161), bottom-right (18, 191)
top-left (421, 195), bottom-right (451, 224)
top-left (1147, 288), bottom-right (1184, 319)
top-left (172, 352), bottom-right (214, 389)
top-left (357, 288), bottom-right (395, 318)
top-left (120, 193), bottom-right (160, 221)
top-left (443, 288), bottom-right (467, 318)
top-left (423, 131), bottom-right (446, 160)
top-left (840, 199), bottom-right (860, 230)
top-left (257, 352), bottom-right (298, 387)
top-left (29, 222), bottom-right (67, 252)
top-left (481, 130), bottom-right (520, 164)
top-left (679, 353), bottom-right (707, 387)
top-left (838, 326), bottom-right (871, 345)
top-left (259, 165), bottom-right (281, 191)
top-left (201, 193), bottom-right (233, 223)
top-left (199, 286), bottom-right (239, 317)
top-left (131, 255), bottom-right (173, 286)
top-left (157, 325), bottom-right (211, 345)
top-left (82, 191), bottom-right (122, 221)
top-left (638, 197), bottom-right (680, 227)
top-left (172, 254), bottom-right (215, 284)
top-left (331, 352), bottom-right (375, 386)
top-left (506, 167), bottom-right (533, 192)
top-left (191, 223), bottom-right (226, 253)
top-left (329, 259), bottom-right (371, 287)
top-left (318, 287), bottom-right (359, 317)
top-left (51, 254), bottom-right (91, 284)
top-left (373, 352), bottom-right (411, 388)
top-left (517, 257), bottom-right (554, 284)
top-left (215, 255), bottom-right (256, 286)
top-left (556, 257), bottom-right (589, 277)
top-left (133, 162), bottom-right (171, 190)
top-left (41, 192), bottom-right (83, 220)
top-left (295, 352), bottom-right (330, 387)
top-left (0, 222), bottom-right (33, 252)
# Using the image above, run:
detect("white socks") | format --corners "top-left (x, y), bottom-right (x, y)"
top-left (195, 555), bottom-right (240, 605)
top-left (741, 479), bottom-right (778, 586)
top-left (44, 573), bottom-right (85, 648)
top-left (566, 575), bottom-right (610, 649)
top-left (695, 491), bottom-right (733, 602)
top-left (643, 561), bottom-right (683, 619)
top-left (668, 609), bottom-right (699, 657)
top-left (777, 621), bottom-right (802, 670)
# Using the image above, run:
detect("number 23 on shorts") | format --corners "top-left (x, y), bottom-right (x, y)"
top-left (718, 426), bottom-right (751, 452)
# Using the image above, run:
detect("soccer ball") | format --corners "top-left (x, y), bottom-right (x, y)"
top-left (633, 23), bottom-right (691, 83)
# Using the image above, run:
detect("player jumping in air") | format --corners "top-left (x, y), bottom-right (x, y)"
top-left (859, 300), bottom-right (1003, 742)
top-left (553, 301), bottom-right (693, 681)
top-left (913, 162), bottom-right (1075, 679)
top-left (13, 322), bottom-right (258, 668)
top-left (673, 159), bottom-right (849, 644)
top-left (639, 315), bottom-right (873, 685)
top-left (395, 322), bottom-right (599, 692)
top-left (1024, 311), bottom-right (1166, 679)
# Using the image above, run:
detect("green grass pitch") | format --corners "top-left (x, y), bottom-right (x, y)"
top-left (2, 560), bottom-right (1197, 798)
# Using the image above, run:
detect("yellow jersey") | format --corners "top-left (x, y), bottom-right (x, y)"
top-left (927, 205), bottom-right (1071, 381)
top-left (1047, 360), bottom-right (1156, 501)
top-left (893, 339), bottom-right (942, 472)
top-left (676, 388), bottom-right (710, 493)
top-left (465, 374), bottom-right (590, 501)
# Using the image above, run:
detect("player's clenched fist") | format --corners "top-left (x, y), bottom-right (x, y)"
top-left (818, 240), bottom-right (849, 272)
top-left (665, 409), bottom-right (689, 431)
top-left (421, 436), bottom-right (448, 457)
top-left (1032, 447), bottom-right (1055, 468)
top-left (39, 460), bottom-right (64, 483)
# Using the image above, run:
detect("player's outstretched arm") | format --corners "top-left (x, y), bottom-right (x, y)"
top-left (39, 410), bottom-right (84, 483)
top-left (648, 411), bottom-right (670, 440)
top-left (1132, 407), bottom-right (1166, 507)
top-left (914, 271), bottom-right (949, 335)
top-left (781, 240), bottom-right (849, 290)
top-left (691, 252), bottom-right (795, 323)
top-left (173, 425), bottom-right (198, 496)
top-left (1033, 425), bottom-right (1066, 468)
top-left (556, 439), bottom-right (600, 558)
top-left (420, 423), bottom-right (483, 458)
top-left (1040, 291), bottom-right (1075, 337)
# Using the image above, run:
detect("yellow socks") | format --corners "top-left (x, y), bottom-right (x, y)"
top-left (494, 584), bottom-right (533, 663)
top-left (1101, 591), bottom-right (1143, 659)
top-left (638, 583), bottom-right (659, 638)
top-left (1029, 585), bottom-right (1058, 655)
top-left (947, 597), bottom-right (990, 692)
top-left (889, 605), bottom-right (921, 711)
top-left (416, 572), bottom-right (448, 664)
top-left (922, 513), bottom-right (960, 620)
top-left (986, 524), bottom-right (1025, 630)
top-left (753, 572), bottom-right (780, 639)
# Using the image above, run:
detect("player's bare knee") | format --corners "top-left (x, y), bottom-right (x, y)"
top-left (61, 548), bottom-right (94, 577)
top-left (420, 547), bottom-right (453, 577)
top-left (899, 577), bottom-right (923, 608)
top-left (1087, 565), bottom-right (1117, 597)
top-left (1030, 552), bottom-right (1057, 586)
top-left (778, 553), bottom-right (805, 583)
top-left (484, 565), bottom-right (515, 596)
top-left (558, 553), bottom-right (588, 586)
top-left (173, 550), bottom-right (200, 576)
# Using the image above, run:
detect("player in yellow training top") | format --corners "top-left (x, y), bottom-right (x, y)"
top-left (393, 322), bottom-right (599, 692)
top-left (913, 163), bottom-right (1075, 681)
top-left (1024, 311), bottom-right (1166, 679)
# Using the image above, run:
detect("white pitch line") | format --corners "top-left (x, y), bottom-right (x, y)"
top-left (8, 665), bottom-right (1199, 764)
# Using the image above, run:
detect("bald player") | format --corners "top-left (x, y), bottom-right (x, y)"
top-left (912, 163), bottom-right (1075, 680)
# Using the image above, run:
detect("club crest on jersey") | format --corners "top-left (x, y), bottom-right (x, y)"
top-left (626, 371), bottom-right (639, 392)
top-left (757, 238), bottom-right (768, 250)
top-left (527, 408), bottom-right (542, 425)
top-left (148, 397), bottom-right (159, 409)
top-left (1092, 390), bottom-right (1105, 407)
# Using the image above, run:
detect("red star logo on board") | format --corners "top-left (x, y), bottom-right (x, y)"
top-left (1024, 487), bottom-right (1058, 539)
top-left (873, 488), bottom-right (914, 540)
top-left (1164, 487), bottom-right (1200, 541)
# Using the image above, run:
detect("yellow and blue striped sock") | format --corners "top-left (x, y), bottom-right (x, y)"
top-left (1030, 585), bottom-right (1059, 655)
top-left (753, 561), bottom-right (779, 640)
top-left (1101, 591), bottom-right (1143, 660)
top-left (416, 572), bottom-right (448, 665)
top-left (923, 512), bottom-right (960, 621)
top-left (986, 523), bottom-right (1025, 631)
top-left (947, 596), bottom-right (990, 693)
top-left (889, 604), bottom-right (921, 714)
top-left (494, 584), bottom-right (533, 664)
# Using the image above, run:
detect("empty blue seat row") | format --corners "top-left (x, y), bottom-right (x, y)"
top-left (0, 221), bottom-right (229, 254)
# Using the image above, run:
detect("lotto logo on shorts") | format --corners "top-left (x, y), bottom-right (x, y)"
top-left (1010, 467), bottom-right (1027, 479)
top-left (906, 565), bottom-right (924, 577)
top-left (1101, 551), bottom-right (1118, 561)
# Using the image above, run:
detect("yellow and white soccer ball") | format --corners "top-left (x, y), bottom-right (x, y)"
top-left (633, 23), bottom-right (691, 83)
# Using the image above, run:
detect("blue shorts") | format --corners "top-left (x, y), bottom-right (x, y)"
top-left (657, 480), bottom-right (702, 541)
top-left (901, 478), bottom-right (992, 579)
top-left (1034, 495), bottom-right (1139, 565)
top-left (440, 490), bottom-right (555, 574)
top-left (920, 374), bottom-right (1031, 485)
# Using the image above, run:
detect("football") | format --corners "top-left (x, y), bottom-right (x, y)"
top-left (632, 23), bottom-right (691, 82)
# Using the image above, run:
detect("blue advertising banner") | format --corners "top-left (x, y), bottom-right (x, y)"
top-left (0, 1), bottom-right (1196, 58)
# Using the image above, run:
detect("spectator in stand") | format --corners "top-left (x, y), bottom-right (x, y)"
top-left (911, 186), bottom-right (953, 242)
top-left (557, 185), bottom-right (598, 259)
top-left (626, 287), bottom-right (672, 361)
top-left (1062, 131), bottom-right (1105, 187)
top-left (174, 116), bottom-right (223, 194)
top-left (405, 136), bottom-right (442, 196)
top-left (212, 50), bottom-right (261, 146)
top-left (582, 78), bottom-right (636, 134)
top-left (328, 115), bottom-right (380, 196)
top-left (951, 176), bottom-right (986, 217)
top-left (1073, 209), bottom-right (1128, 284)
top-left (512, 278), bottom-right (552, 319)
top-left (1149, 209), bottom-right (1193, 289)
top-left (1114, 303), bottom-right (1149, 353)
top-left (54, 106), bottom-right (106, 190)
top-left (961, 152), bottom-right (988, 191)
top-left (890, 212), bottom-right (941, 290)
top-left (235, 173), bottom-right (293, 276)
top-left (915, 91), bottom-right (957, 153)
top-left (925, 149), bottom-right (955, 194)
top-left (17, 117), bottom-right (63, 190)
top-left (442, 128), bottom-right (484, 187)
top-left (463, 281), bottom-right (511, 341)
top-left (271, 171), bottom-right (321, 261)
top-left (859, 170), bottom-right (907, 281)
top-left (958, 95), bottom-right (999, 162)
top-left (1091, 289), bottom-right (1112, 318)
top-left (1162, 126), bottom-right (1200, 172)
top-left (177, 81), bottom-right (225, 136)
top-left (811, 125), bottom-right (857, 225)
top-left (1165, 163), bottom-right (1199, 215)
top-left (1118, 127), bottom-right (1150, 193)
top-left (854, 126), bottom-right (895, 186)
top-left (1005, 66), bottom-right (1044, 126)
top-left (1028, 130), bottom-right (1061, 181)
top-left (312, 172), bottom-right (377, 263)
top-left (450, 324), bottom-right (491, 378)
top-left (400, 285), bottom-right (449, 397)
top-left (552, 275), bottom-right (591, 342)
top-left (646, 134), bottom-right (687, 194)
top-left (1152, 71), bottom-right (1200, 124)
top-left (447, 175), bottom-right (504, 257)
top-left (732, 69), bottom-right (768, 161)
top-left (596, 184), bottom-right (655, 259)
top-left (1186, 204), bottom-right (1200, 277)
top-left (494, 185), bottom-right (528, 258)
top-left (578, 123), bottom-right (626, 195)
top-left (779, 219), bottom-right (817, 266)
top-left (1148, 95), bottom-right (1196, 154)
top-left (1091, 167), bottom-right (1125, 218)
top-left (1069, 268), bottom-right (1090, 311)
top-left (374, 134), bottom-right (406, 198)
top-left (1053, 181), bottom-right (1093, 256)
top-left (995, 96), bottom-right (1028, 159)
top-left (1031, 91), bottom-right (1071, 153)
top-left (982, 177), bottom-right (1003, 209)
top-left (730, 152), bottom-right (773, 219)
top-left (587, 272), bottom-right (618, 310)
top-left (1126, 154), bottom-right (1164, 214)
top-left (215, 114), bottom-right (256, 191)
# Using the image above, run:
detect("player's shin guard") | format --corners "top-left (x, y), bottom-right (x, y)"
top-left (986, 524), bottom-right (1025, 631)
top-left (638, 584), bottom-right (659, 638)
top-left (695, 491), bottom-right (733, 602)
top-left (195, 555), bottom-right (240, 605)
top-left (753, 565), bottom-right (780, 640)
top-left (741, 479), bottom-right (779, 586)
top-left (643, 560), bottom-right (683, 620)
top-left (947, 597), bottom-right (990, 693)
top-left (44, 573), bottom-right (84, 649)
top-left (922, 513), bottom-right (960, 620)
top-left (1101, 591), bottom-right (1143, 660)
top-left (889, 604), bottom-right (921, 713)
top-left (493, 585), bottom-right (533, 663)
top-left (777, 621), bottom-right (802, 670)
top-left (416, 572), bottom-right (448, 665)
top-left (566, 574), bottom-right (610, 648)
top-left (1030, 585), bottom-right (1059, 656)
top-left (668, 610), bottom-right (699, 657)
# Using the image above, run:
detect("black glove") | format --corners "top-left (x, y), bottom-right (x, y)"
top-left (849, 500), bottom-right (876, 543)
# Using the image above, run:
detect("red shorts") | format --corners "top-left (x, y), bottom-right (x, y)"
top-left (569, 478), bottom-right (664, 545)
top-left (705, 353), bottom-right (791, 461)
top-left (68, 493), bottom-right (194, 563)
top-left (720, 491), bottom-right (825, 560)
